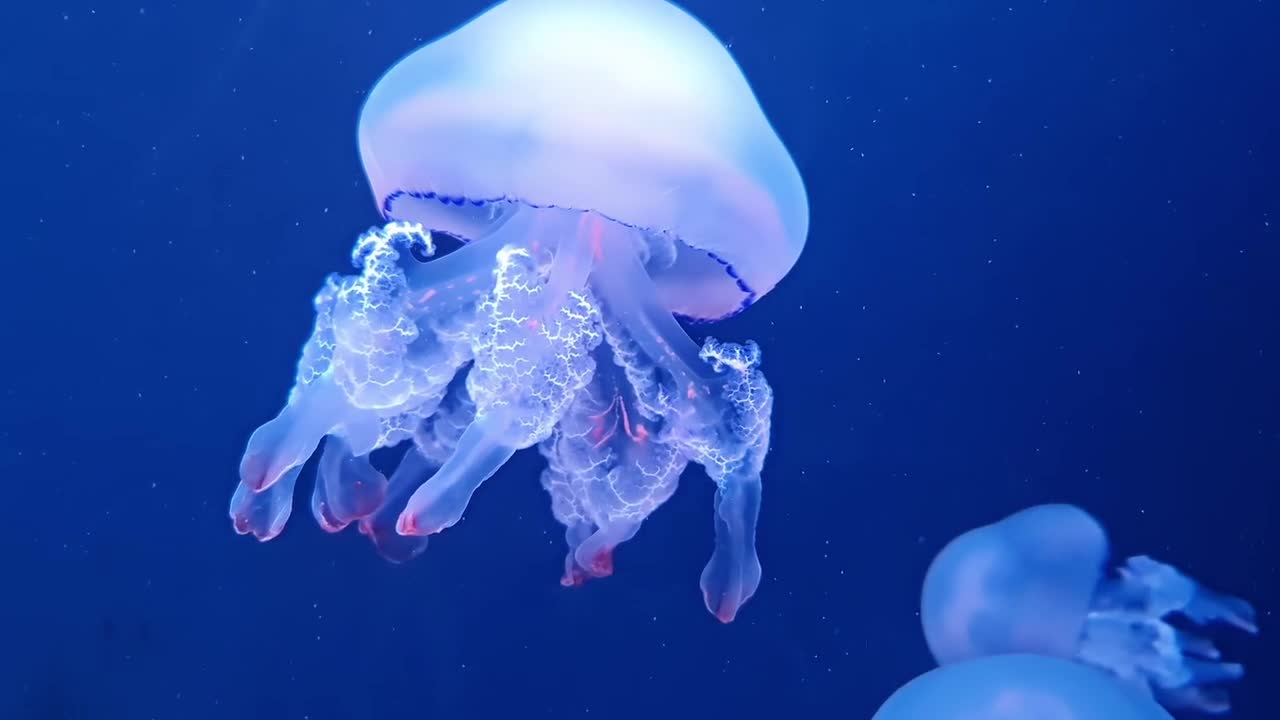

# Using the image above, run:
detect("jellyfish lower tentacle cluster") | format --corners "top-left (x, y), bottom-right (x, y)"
top-left (232, 213), bottom-right (770, 622)
top-left (918, 504), bottom-right (1259, 714)
top-left (1079, 554), bottom-right (1259, 712)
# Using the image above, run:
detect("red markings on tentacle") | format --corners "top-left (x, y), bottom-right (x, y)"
top-left (589, 395), bottom-right (620, 449)
top-left (617, 397), bottom-right (648, 444)
top-left (561, 567), bottom-right (588, 587)
top-left (586, 549), bottom-right (614, 577)
top-left (715, 604), bottom-right (736, 624)
top-left (397, 513), bottom-right (420, 536)
top-left (701, 589), bottom-right (740, 624)
top-left (583, 214), bottom-right (605, 262)
top-left (313, 500), bottom-right (348, 533)
top-left (591, 425), bottom-right (617, 449)
top-left (588, 392), bottom-right (650, 449)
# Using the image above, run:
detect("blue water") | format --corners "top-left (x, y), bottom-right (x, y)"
top-left (3, 1), bottom-right (1275, 717)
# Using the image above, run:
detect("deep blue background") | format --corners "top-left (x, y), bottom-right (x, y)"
top-left (2, 1), bottom-right (1275, 718)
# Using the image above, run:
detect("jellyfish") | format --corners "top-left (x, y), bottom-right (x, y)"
top-left (920, 504), bottom-right (1259, 713)
top-left (228, 0), bottom-right (808, 623)
top-left (872, 654), bottom-right (1176, 720)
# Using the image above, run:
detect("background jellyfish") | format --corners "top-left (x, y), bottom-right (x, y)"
top-left (872, 654), bottom-right (1176, 720)
top-left (229, 0), bottom-right (808, 623)
top-left (920, 504), bottom-right (1258, 713)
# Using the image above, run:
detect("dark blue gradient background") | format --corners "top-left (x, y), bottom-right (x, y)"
top-left (2, 1), bottom-right (1275, 718)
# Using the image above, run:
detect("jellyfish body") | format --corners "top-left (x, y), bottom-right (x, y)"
top-left (872, 654), bottom-right (1175, 720)
top-left (358, 0), bottom-right (808, 322)
top-left (229, 0), bottom-right (806, 623)
top-left (921, 504), bottom-right (1259, 713)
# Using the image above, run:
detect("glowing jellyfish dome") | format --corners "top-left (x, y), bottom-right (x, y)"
top-left (229, 0), bottom-right (808, 624)
top-left (873, 654), bottom-right (1176, 720)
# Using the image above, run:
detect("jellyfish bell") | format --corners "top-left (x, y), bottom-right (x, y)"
top-left (230, 0), bottom-right (806, 624)
top-left (873, 654), bottom-right (1175, 720)
top-left (921, 503), bottom-right (1110, 665)
top-left (357, 0), bottom-right (809, 322)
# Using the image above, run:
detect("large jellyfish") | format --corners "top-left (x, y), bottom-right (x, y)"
top-left (873, 654), bottom-right (1176, 720)
top-left (921, 504), bottom-right (1258, 713)
top-left (229, 0), bottom-right (807, 623)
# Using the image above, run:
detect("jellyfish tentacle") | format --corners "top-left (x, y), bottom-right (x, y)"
top-left (657, 339), bottom-right (773, 623)
top-left (357, 381), bottom-right (476, 562)
top-left (539, 213), bottom-right (597, 307)
top-left (700, 466), bottom-right (763, 624)
top-left (559, 521), bottom-right (596, 587)
top-left (239, 258), bottom-right (342, 473)
top-left (234, 221), bottom-right (479, 543)
top-left (358, 445), bottom-right (435, 563)
top-left (1117, 555), bottom-right (1259, 634)
top-left (1078, 554), bottom-right (1258, 712)
top-left (590, 222), bottom-right (716, 386)
top-left (238, 372), bottom-right (365, 493)
top-left (570, 221), bottom-right (773, 620)
top-left (311, 436), bottom-right (388, 532)
top-left (396, 410), bottom-right (520, 536)
top-left (1155, 683), bottom-right (1233, 716)
top-left (397, 215), bottom-right (604, 537)
top-left (573, 517), bottom-right (643, 579)
top-left (230, 464), bottom-right (303, 541)
top-left (570, 447), bottom-right (687, 581)
top-left (538, 341), bottom-right (690, 587)
top-left (411, 376), bottom-right (479, 465)
top-left (401, 210), bottom-right (533, 312)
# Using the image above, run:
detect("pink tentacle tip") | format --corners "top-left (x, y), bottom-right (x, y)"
top-left (561, 568), bottom-right (588, 588)
top-left (397, 511), bottom-right (446, 537)
top-left (314, 504), bottom-right (348, 533)
top-left (396, 512), bottom-right (422, 537)
top-left (704, 592), bottom-right (742, 624)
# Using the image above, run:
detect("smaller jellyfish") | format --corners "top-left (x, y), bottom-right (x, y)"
top-left (872, 654), bottom-right (1175, 720)
top-left (921, 504), bottom-right (1259, 714)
